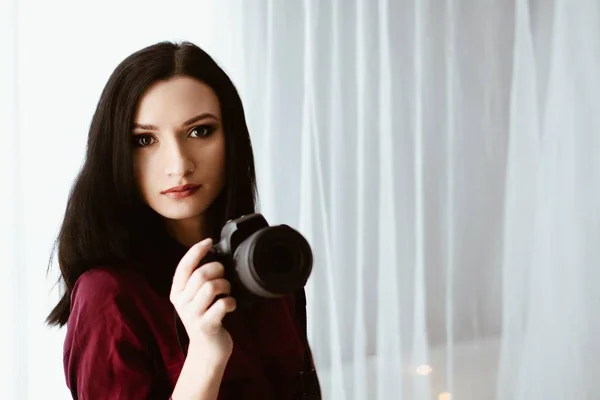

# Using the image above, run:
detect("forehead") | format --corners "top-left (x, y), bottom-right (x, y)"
top-left (134, 76), bottom-right (221, 125)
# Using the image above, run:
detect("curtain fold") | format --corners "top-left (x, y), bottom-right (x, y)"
top-left (238, 1), bottom-right (600, 398)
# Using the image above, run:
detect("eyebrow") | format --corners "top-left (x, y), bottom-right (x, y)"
top-left (132, 112), bottom-right (220, 131)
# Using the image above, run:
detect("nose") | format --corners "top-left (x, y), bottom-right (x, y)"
top-left (163, 138), bottom-right (195, 177)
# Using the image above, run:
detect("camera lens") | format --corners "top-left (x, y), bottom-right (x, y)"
top-left (264, 243), bottom-right (295, 274)
top-left (233, 225), bottom-right (313, 298)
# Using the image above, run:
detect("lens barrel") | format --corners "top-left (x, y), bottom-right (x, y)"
top-left (233, 225), bottom-right (313, 298)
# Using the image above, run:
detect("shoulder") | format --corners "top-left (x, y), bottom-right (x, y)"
top-left (63, 269), bottom-right (163, 398)
top-left (68, 266), bottom-right (151, 329)
top-left (73, 267), bottom-right (126, 293)
top-left (71, 267), bottom-right (140, 306)
top-left (65, 267), bottom-right (155, 352)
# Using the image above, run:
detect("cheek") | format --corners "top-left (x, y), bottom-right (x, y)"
top-left (198, 136), bottom-right (226, 180)
top-left (214, 141), bottom-right (227, 184)
top-left (132, 155), bottom-right (153, 194)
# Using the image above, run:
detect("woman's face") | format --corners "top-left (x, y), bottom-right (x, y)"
top-left (132, 76), bottom-right (226, 223)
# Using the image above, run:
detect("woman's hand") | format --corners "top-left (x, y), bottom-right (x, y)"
top-left (170, 238), bottom-right (237, 367)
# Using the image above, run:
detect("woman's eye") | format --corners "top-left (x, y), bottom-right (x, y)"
top-left (189, 125), bottom-right (215, 138)
top-left (133, 135), bottom-right (155, 147)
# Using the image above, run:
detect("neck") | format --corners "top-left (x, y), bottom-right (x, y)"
top-left (164, 215), bottom-right (212, 248)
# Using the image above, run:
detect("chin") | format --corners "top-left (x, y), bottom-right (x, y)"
top-left (166, 207), bottom-right (207, 220)
top-left (150, 201), bottom-right (207, 221)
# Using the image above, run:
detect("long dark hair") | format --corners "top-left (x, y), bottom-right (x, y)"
top-left (46, 41), bottom-right (258, 327)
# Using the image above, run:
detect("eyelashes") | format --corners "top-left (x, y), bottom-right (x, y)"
top-left (133, 134), bottom-right (156, 147)
top-left (132, 124), bottom-right (218, 148)
top-left (189, 124), bottom-right (217, 138)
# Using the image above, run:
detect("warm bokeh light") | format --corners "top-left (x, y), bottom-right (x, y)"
top-left (416, 365), bottom-right (433, 375)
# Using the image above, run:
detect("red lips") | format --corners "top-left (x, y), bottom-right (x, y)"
top-left (161, 184), bottom-right (199, 194)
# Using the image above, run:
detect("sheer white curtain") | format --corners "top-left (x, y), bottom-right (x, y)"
top-left (238, 0), bottom-right (600, 399)
top-left (498, 1), bottom-right (600, 398)
top-left (1, 1), bottom-right (599, 399)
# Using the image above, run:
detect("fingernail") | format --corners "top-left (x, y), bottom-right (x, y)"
top-left (200, 238), bottom-right (213, 247)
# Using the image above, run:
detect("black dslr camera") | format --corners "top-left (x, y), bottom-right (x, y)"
top-left (204, 213), bottom-right (313, 304)
top-left (175, 213), bottom-right (314, 354)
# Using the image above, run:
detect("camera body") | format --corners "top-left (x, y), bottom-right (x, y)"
top-left (204, 213), bottom-right (313, 305)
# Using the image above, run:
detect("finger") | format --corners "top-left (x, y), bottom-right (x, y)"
top-left (181, 262), bottom-right (225, 303)
top-left (190, 278), bottom-right (232, 315)
top-left (201, 297), bottom-right (237, 334)
top-left (171, 238), bottom-right (212, 295)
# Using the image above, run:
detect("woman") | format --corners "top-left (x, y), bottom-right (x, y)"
top-left (46, 41), bottom-right (320, 399)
